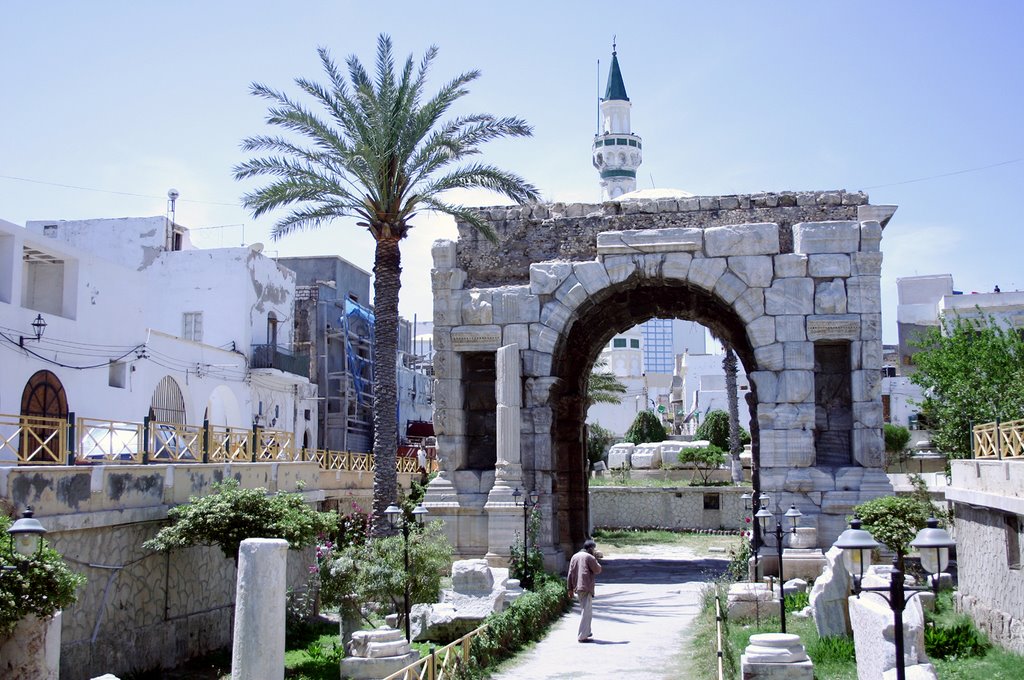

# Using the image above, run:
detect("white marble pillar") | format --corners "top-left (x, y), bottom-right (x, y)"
top-left (232, 538), bottom-right (288, 680)
top-left (485, 343), bottom-right (525, 564)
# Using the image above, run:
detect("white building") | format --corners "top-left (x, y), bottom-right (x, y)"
top-left (592, 43), bottom-right (642, 201)
top-left (673, 351), bottom-right (751, 433)
top-left (0, 215), bottom-right (317, 460)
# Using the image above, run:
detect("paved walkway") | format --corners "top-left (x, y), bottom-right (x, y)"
top-left (491, 550), bottom-right (728, 680)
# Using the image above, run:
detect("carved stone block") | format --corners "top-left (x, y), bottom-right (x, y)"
top-left (704, 222), bottom-right (780, 256)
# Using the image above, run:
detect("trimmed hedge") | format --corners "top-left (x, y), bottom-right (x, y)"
top-left (455, 573), bottom-right (572, 677)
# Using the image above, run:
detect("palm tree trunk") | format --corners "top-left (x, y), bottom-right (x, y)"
top-left (724, 346), bottom-right (743, 483)
top-left (371, 235), bottom-right (401, 536)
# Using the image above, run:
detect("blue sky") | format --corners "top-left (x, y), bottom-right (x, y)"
top-left (3, 2), bottom-right (1023, 343)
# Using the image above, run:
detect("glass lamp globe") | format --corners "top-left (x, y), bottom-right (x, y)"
top-left (910, 518), bottom-right (955, 574)
top-left (411, 504), bottom-right (429, 524)
top-left (833, 516), bottom-right (879, 581)
top-left (8, 508), bottom-right (46, 558)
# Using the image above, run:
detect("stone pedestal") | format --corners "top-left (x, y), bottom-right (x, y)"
top-left (232, 538), bottom-right (287, 680)
top-left (740, 633), bottom-right (814, 679)
top-left (341, 627), bottom-right (419, 679)
top-left (0, 611), bottom-right (61, 680)
top-left (727, 582), bottom-right (780, 620)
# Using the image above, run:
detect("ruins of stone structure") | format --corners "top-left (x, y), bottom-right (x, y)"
top-left (424, 191), bottom-right (897, 565)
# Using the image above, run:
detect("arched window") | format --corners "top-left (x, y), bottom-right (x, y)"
top-left (150, 375), bottom-right (186, 424)
top-left (20, 370), bottom-right (68, 462)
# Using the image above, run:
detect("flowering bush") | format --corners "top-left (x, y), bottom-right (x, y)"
top-left (1, 513), bottom-right (86, 636)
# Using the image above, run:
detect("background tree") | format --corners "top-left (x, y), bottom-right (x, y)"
top-left (623, 410), bottom-right (667, 445)
top-left (695, 410), bottom-right (751, 451)
top-left (586, 422), bottom-right (617, 467)
top-left (910, 313), bottom-right (1024, 457)
top-left (586, 360), bottom-right (627, 405)
top-left (235, 36), bottom-right (538, 533)
top-left (678, 445), bottom-right (727, 485)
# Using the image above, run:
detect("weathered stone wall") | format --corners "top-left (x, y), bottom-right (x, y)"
top-left (590, 486), bottom-right (747, 531)
top-left (947, 459), bottom-right (1024, 653)
top-left (0, 463), bottom-right (321, 680)
top-left (457, 192), bottom-right (866, 288)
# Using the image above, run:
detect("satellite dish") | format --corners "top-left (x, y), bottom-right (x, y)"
top-left (250, 242), bottom-right (264, 254)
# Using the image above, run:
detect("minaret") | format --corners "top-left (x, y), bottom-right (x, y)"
top-left (593, 41), bottom-right (642, 200)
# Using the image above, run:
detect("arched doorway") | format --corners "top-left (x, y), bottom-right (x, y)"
top-left (20, 370), bottom-right (68, 462)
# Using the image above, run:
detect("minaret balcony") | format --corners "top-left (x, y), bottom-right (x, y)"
top-left (592, 133), bottom-right (642, 151)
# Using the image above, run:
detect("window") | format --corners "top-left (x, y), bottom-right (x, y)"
top-left (703, 493), bottom-right (721, 510)
top-left (612, 338), bottom-right (627, 348)
top-left (108, 361), bottom-right (127, 388)
top-left (183, 312), bottom-right (203, 342)
top-left (630, 338), bottom-right (640, 348)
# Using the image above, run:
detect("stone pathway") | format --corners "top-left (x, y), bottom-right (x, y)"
top-left (490, 550), bottom-right (728, 680)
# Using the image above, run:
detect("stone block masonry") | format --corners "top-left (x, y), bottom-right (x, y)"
top-left (456, 191), bottom-right (866, 288)
top-left (427, 191), bottom-right (894, 564)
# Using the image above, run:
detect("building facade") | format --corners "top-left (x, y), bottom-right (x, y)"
top-left (1, 216), bottom-right (317, 460)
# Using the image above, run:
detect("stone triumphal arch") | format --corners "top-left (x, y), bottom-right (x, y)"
top-left (423, 190), bottom-right (897, 567)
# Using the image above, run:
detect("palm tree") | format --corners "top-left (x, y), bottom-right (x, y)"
top-left (586, 360), bottom-right (628, 406)
top-left (235, 35), bottom-right (539, 534)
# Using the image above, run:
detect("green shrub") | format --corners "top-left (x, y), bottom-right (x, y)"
top-left (884, 423), bottom-right (911, 453)
top-left (678, 444), bottom-right (727, 484)
top-left (695, 410), bottom-right (750, 450)
top-left (623, 410), bottom-right (667, 444)
top-left (785, 590), bottom-right (810, 612)
top-left (142, 479), bottom-right (336, 561)
top-left (587, 422), bottom-right (617, 466)
top-left (0, 512), bottom-right (86, 636)
top-left (925, 619), bottom-right (990, 659)
top-left (726, 534), bottom-right (752, 581)
top-left (852, 494), bottom-right (935, 557)
top-left (806, 635), bottom-right (856, 665)
top-left (509, 505), bottom-right (544, 590)
top-left (317, 520), bottom-right (453, 621)
top-left (459, 573), bottom-right (572, 675)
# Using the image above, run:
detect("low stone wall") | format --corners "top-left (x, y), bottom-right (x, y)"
top-left (0, 463), bottom-right (320, 680)
top-left (589, 486), bottom-right (748, 531)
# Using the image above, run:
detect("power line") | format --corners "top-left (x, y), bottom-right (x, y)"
top-left (0, 174), bottom-right (239, 207)
top-left (860, 158), bottom-right (1024, 191)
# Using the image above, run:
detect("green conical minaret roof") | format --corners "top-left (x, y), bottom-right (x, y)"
top-left (604, 48), bottom-right (629, 102)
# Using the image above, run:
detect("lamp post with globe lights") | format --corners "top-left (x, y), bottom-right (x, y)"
top-left (833, 516), bottom-right (956, 680)
top-left (384, 502), bottom-right (428, 641)
top-left (755, 503), bottom-right (802, 633)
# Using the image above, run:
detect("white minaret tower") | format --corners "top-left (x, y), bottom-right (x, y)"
top-left (593, 41), bottom-right (642, 200)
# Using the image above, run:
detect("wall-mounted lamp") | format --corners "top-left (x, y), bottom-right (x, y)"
top-left (19, 314), bottom-right (47, 348)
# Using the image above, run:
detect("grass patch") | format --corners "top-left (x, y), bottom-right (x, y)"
top-left (593, 528), bottom-right (738, 557)
top-left (590, 475), bottom-right (686, 487)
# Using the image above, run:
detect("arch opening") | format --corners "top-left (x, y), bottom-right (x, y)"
top-left (549, 282), bottom-right (759, 555)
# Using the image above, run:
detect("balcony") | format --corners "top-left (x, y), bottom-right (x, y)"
top-left (251, 344), bottom-right (310, 378)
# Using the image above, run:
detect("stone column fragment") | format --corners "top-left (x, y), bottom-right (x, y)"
top-left (232, 538), bottom-right (288, 680)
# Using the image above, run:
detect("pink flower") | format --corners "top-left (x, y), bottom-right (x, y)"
top-left (309, 565), bottom-right (319, 574)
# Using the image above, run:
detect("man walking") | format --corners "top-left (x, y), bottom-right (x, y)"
top-left (566, 539), bottom-right (603, 642)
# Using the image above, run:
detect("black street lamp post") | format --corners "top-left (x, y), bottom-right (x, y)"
top-left (384, 502), bottom-right (428, 641)
top-left (3, 507), bottom-right (48, 576)
top-left (512, 488), bottom-right (540, 585)
top-left (755, 503), bottom-right (802, 633)
top-left (741, 492), bottom-right (770, 581)
top-left (834, 516), bottom-right (956, 680)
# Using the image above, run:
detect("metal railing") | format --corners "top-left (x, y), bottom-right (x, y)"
top-left (0, 412), bottom-right (438, 474)
top-left (972, 419), bottom-right (1024, 459)
top-left (382, 623), bottom-right (486, 680)
top-left (251, 343), bottom-right (310, 378)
